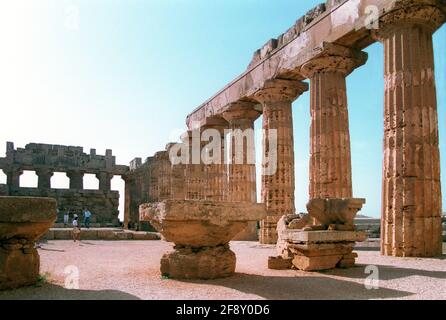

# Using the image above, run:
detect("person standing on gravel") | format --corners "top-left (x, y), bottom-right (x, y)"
top-left (83, 208), bottom-right (92, 229)
top-left (63, 208), bottom-right (70, 227)
top-left (72, 216), bottom-right (81, 242)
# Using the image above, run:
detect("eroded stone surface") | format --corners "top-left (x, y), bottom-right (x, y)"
top-left (306, 198), bottom-right (366, 228)
top-left (161, 245), bottom-right (235, 280)
top-left (0, 197), bottom-right (56, 290)
top-left (0, 142), bottom-right (128, 226)
top-left (140, 200), bottom-right (266, 279)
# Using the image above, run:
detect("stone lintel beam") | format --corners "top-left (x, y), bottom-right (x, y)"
top-left (186, 0), bottom-right (437, 129)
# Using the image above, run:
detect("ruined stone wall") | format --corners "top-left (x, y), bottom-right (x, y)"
top-left (0, 184), bottom-right (7, 196)
top-left (0, 142), bottom-right (129, 226)
top-left (9, 188), bottom-right (120, 225)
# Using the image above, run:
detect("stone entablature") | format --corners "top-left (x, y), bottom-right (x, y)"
top-left (186, 0), bottom-right (446, 129)
top-left (1, 142), bottom-right (128, 177)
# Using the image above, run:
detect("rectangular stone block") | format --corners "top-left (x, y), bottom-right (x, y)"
top-left (292, 254), bottom-right (343, 271)
top-left (97, 229), bottom-right (118, 240)
top-left (282, 230), bottom-right (367, 243)
top-left (268, 256), bottom-right (292, 270)
top-left (288, 243), bottom-right (354, 257)
top-left (53, 229), bottom-right (73, 240)
top-left (80, 229), bottom-right (98, 240)
top-left (132, 232), bottom-right (160, 241)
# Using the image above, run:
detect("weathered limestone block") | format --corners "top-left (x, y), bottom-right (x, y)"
top-left (267, 256), bottom-right (292, 270)
top-left (161, 245), bottom-right (235, 280)
top-left (140, 200), bottom-right (266, 279)
top-left (270, 198), bottom-right (366, 271)
top-left (306, 198), bottom-right (366, 230)
top-left (292, 255), bottom-right (343, 272)
top-left (0, 197), bottom-right (57, 290)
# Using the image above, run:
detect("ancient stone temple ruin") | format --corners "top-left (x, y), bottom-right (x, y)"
top-left (166, 0), bottom-right (444, 258)
top-left (0, 1), bottom-right (444, 284)
top-left (0, 142), bottom-right (128, 226)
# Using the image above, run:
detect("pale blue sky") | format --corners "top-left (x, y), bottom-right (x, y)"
top-left (0, 0), bottom-right (445, 218)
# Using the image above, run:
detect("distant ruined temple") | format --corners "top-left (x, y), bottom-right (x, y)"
top-left (0, 142), bottom-right (129, 226)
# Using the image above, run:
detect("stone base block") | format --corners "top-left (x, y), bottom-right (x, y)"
top-left (132, 231), bottom-right (160, 241)
top-left (268, 256), bottom-right (292, 270)
top-left (292, 254), bottom-right (343, 271)
top-left (0, 247), bottom-right (39, 290)
top-left (160, 245), bottom-right (236, 280)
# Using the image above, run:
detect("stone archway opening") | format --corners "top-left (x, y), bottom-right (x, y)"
top-left (83, 173), bottom-right (99, 190)
top-left (51, 172), bottom-right (70, 189)
top-left (20, 170), bottom-right (38, 188)
top-left (0, 170), bottom-right (6, 184)
top-left (111, 175), bottom-right (125, 222)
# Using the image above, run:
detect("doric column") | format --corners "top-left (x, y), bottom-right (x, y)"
top-left (96, 172), bottom-right (113, 192)
top-left (372, 2), bottom-right (445, 257)
top-left (36, 168), bottom-right (53, 190)
top-left (222, 102), bottom-right (260, 241)
top-left (222, 102), bottom-right (260, 203)
top-left (66, 170), bottom-right (84, 190)
top-left (182, 130), bottom-right (207, 200)
top-left (154, 151), bottom-right (172, 201)
top-left (167, 143), bottom-right (187, 201)
top-left (301, 45), bottom-right (367, 200)
top-left (122, 174), bottom-right (132, 229)
top-left (5, 168), bottom-right (22, 192)
top-left (201, 117), bottom-right (229, 202)
top-left (254, 79), bottom-right (308, 244)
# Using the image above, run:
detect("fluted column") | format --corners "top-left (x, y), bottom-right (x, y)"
top-left (96, 172), bottom-right (113, 192)
top-left (182, 130), bottom-right (207, 200)
top-left (373, 2), bottom-right (445, 257)
top-left (253, 79), bottom-right (308, 244)
top-left (201, 117), bottom-right (229, 202)
top-left (122, 175), bottom-right (132, 229)
top-left (222, 102), bottom-right (260, 241)
top-left (222, 102), bottom-right (259, 203)
top-left (301, 47), bottom-right (367, 200)
top-left (168, 142), bottom-right (187, 201)
top-left (154, 151), bottom-right (172, 201)
top-left (66, 170), bottom-right (84, 190)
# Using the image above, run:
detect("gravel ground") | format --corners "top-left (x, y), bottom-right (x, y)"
top-left (0, 240), bottom-right (445, 300)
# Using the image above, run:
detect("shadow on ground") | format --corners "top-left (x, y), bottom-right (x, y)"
top-left (0, 283), bottom-right (140, 300)
top-left (326, 263), bottom-right (446, 281)
top-left (183, 273), bottom-right (413, 300)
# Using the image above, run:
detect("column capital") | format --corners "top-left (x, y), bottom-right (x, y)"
top-left (221, 101), bottom-right (260, 124)
top-left (200, 117), bottom-right (229, 132)
top-left (253, 79), bottom-right (308, 104)
top-left (372, 1), bottom-right (445, 41)
top-left (300, 45), bottom-right (367, 78)
top-left (35, 167), bottom-right (54, 176)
